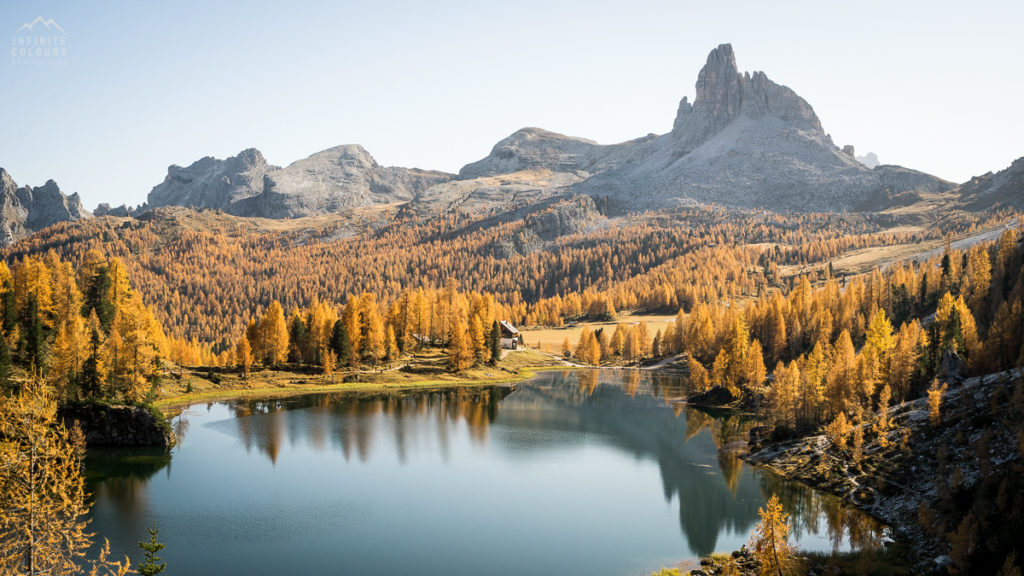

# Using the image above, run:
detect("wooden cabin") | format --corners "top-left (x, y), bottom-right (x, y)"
top-left (499, 320), bottom-right (520, 350)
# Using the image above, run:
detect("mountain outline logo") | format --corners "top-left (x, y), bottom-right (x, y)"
top-left (16, 16), bottom-right (67, 35)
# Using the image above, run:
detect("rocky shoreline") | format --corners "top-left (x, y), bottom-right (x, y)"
top-left (739, 369), bottom-right (1023, 574)
top-left (59, 403), bottom-right (176, 448)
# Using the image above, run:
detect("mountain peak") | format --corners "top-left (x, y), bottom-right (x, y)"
top-left (672, 44), bottom-right (822, 153)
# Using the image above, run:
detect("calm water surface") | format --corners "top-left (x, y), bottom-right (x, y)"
top-left (87, 370), bottom-right (883, 575)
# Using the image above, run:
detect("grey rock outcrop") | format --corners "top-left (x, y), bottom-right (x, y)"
top-left (58, 404), bottom-right (175, 448)
top-left (523, 195), bottom-right (602, 241)
top-left (0, 168), bottom-right (90, 246)
top-left (148, 148), bottom-right (274, 211)
top-left (452, 44), bottom-right (952, 214)
top-left (458, 127), bottom-right (642, 179)
top-left (148, 145), bottom-right (452, 218)
top-left (94, 203), bottom-right (136, 218)
top-left (957, 156), bottom-right (1024, 210)
top-left (569, 44), bottom-right (952, 212)
top-left (856, 152), bottom-right (880, 169)
top-left (256, 145), bottom-right (452, 218)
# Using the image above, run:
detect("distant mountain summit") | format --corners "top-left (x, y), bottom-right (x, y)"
top-left (0, 168), bottom-right (89, 246)
top-left (148, 146), bottom-right (451, 218)
top-left (147, 148), bottom-right (272, 212)
top-left (568, 44), bottom-right (951, 212)
top-left (956, 156), bottom-right (1024, 210)
top-left (451, 44), bottom-right (952, 213)
top-left (141, 43), bottom-right (985, 220)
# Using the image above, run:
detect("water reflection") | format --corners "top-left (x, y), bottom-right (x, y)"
top-left (221, 388), bottom-right (510, 465)
top-left (87, 370), bottom-right (884, 572)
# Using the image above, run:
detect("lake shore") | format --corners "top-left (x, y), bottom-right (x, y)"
top-left (152, 349), bottom-right (570, 410)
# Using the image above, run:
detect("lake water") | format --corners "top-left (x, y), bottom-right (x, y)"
top-left (86, 370), bottom-right (884, 575)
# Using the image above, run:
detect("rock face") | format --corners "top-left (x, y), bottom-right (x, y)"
top-left (856, 151), bottom-right (880, 169)
top-left (58, 404), bottom-right (175, 448)
top-left (0, 168), bottom-right (90, 246)
top-left (148, 148), bottom-right (272, 211)
top-left (567, 44), bottom-right (952, 212)
top-left (257, 145), bottom-right (452, 218)
top-left (123, 43), bottom-right (995, 220)
top-left (457, 127), bottom-right (638, 179)
top-left (148, 145), bottom-right (452, 218)
top-left (957, 156), bottom-right (1024, 210)
top-left (491, 195), bottom-right (604, 258)
top-left (522, 194), bottom-right (602, 241)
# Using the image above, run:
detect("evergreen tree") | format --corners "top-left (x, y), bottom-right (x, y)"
top-left (330, 319), bottom-right (351, 367)
top-left (488, 321), bottom-right (501, 365)
top-left (137, 523), bottom-right (166, 576)
top-left (0, 333), bottom-right (12, 390)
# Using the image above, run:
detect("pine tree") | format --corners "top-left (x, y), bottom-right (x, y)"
top-left (137, 522), bottom-right (166, 576)
top-left (330, 319), bottom-right (351, 367)
top-left (488, 321), bottom-right (501, 365)
top-left (749, 494), bottom-right (796, 576)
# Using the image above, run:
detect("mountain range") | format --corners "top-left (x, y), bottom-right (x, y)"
top-left (2, 43), bottom-right (1021, 245)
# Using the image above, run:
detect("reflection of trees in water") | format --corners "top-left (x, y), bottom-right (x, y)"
top-left (86, 371), bottom-right (883, 558)
top-left (84, 448), bottom-right (172, 519)
top-left (758, 472), bottom-right (886, 553)
top-left (511, 371), bottom-right (884, 557)
top-left (224, 388), bottom-right (509, 465)
top-left (506, 371), bottom-right (761, 556)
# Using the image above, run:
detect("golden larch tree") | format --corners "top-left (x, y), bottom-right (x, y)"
top-left (749, 494), bottom-right (797, 576)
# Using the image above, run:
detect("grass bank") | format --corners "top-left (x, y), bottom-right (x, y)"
top-left (153, 349), bottom-right (567, 410)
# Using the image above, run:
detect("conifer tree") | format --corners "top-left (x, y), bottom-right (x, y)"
top-left (384, 325), bottom-right (399, 365)
top-left (469, 315), bottom-right (485, 363)
top-left (749, 494), bottom-right (796, 576)
top-left (488, 321), bottom-right (501, 365)
top-left (0, 378), bottom-right (91, 575)
top-left (137, 523), bottom-right (166, 576)
top-left (447, 317), bottom-right (472, 372)
top-left (235, 336), bottom-right (252, 379)
top-left (259, 300), bottom-right (289, 367)
top-left (330, 319), bottom-right (351, 367)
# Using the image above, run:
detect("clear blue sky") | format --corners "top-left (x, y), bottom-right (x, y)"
top-left (2, 0), bottom-right (1022, 209)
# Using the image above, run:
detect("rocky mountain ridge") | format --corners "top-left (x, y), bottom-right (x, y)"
top-left (956, 156), bottom-right (1024, 210)
top-left (147, 145), bottom-right (451, 218)
top-left (6, 44), bottom-right (1018, 236)
top-left (140, 44), bottom-right (967, 219)
top-left (0, 168), bottom-right (89, 246)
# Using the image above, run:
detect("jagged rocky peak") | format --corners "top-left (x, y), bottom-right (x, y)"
top-left (957, 156), bottom-right (1024, 210)
top-left (0, 168), bottom-right (17, 195)
top-left (856, 152), bottom-right (880, 169)
top-left (148, 147), bottom-right (274, 211)
top-left (672, 43), bottom-right (822, 153)
top-left (0, 168), bottom-right (90, 246)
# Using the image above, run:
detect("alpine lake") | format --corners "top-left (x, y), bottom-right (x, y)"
top-left (86, 369), bottom-right (885, 575)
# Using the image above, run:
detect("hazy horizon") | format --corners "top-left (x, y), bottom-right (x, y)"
top-left (2, 0), bottom-right (1022, 209)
